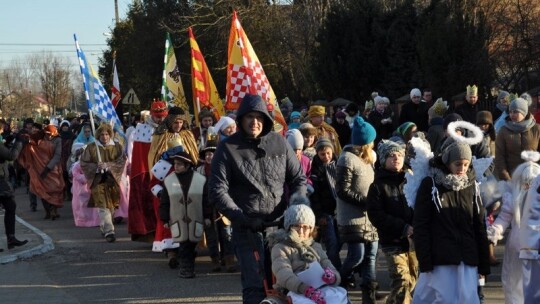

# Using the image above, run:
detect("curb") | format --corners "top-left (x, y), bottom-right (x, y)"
top-left (0, 215), bottom-right (55, 264)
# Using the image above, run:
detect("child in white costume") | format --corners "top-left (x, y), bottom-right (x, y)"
top-left (488, 151), bottom-right (540, 304)
top-left (267, 194), bottom-right (349, 304)
top-left (487, 151), bottom-right (540, 304)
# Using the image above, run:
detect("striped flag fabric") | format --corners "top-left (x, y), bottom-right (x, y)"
top-left (74, 34), bottom-right (123, 135)
top-left (225, 11), bottom-right (287, 131)
top-left (189, 27), bottom-right (224, 124)
top-left (111, 57), bottom-right (121, 108)
top-left (161, 32), bottom-right (190, 114)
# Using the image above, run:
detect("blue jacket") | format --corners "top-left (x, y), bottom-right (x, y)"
top-left (209, 95), bottom-right (307, 224)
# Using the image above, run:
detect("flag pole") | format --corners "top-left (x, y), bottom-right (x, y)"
top-left (88, 109), bottom-right (103, 164)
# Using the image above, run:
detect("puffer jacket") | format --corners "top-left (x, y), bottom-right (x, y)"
top-left (494, 115), bottom-right (540, 180)
top-left (268, 229), bottom-right (340, 294)
top-left (209, 95), bottom-right (307, 224)
top-left (413, 159), bottom-right (490, 276)
top-left (335, 145), bottom-right (377, 241)
top-left (367, 168), bottom-right (413, 251)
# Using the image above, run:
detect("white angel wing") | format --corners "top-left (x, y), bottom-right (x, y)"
top-left (472, 156), bottom-right (493, 182)
top-left (404, 137), bottom-right (434, 208)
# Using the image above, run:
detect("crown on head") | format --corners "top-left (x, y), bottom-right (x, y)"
top-left (365, 100), bottom-right (374, 110)
top-left (433, 98), bottom-right (449, 116)
top-left (466, 85), bottom-right (478, 97)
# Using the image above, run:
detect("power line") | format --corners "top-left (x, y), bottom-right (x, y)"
top-left (0, 43), bottom-right (106, 46)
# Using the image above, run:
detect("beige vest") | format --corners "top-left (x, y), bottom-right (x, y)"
top-left (165, 172), bottom-right (206, 243)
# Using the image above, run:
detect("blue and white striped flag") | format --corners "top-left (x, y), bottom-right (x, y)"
top-left (74, 34), bottom-right (123, 135)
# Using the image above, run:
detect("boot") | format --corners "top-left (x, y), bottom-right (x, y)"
top-left (210, 256), bottom-right (222, 272)
top-left (178, 260), bottom-right (195, 279)
top-left (167, 250), bottom-right (179, 269)
top-left (8, 236), bottom-right (28, 249)
top-left (50, 206), bottom-right (60, 220)
top-left (224, 255), bottom-right (237, 273)
top-left (44, 208), bottom-right (51, 219)
top-left (361, 282), bottom-right (379, 304)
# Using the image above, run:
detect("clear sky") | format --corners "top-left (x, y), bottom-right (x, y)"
top-left (0, 0), bottom-right (131, 71)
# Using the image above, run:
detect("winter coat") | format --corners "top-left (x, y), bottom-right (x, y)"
top-left (399, 101), bottom-right (429, 132)
top-left (426, 118), bottom-right (445, 152)
top-left (268, 229), bottom-right (340, 295)
top-left (367, 168), bottom-right (413, 251)
top-left (335, 145), bottom-right (378, 242)
top-left (494, 115), bottom-right (540, 180)
top-left (368, 108), bottom-right (394, 144)
top-left (310, 155), bottom-right (338, 218)
top-left (331, 120), bottom-right (351, 148)
top-left (413, 160), bottom-right (490, 276)
top-left (209, 96), bottom-right (307, 225)
top-left (454, 101), bottom-right (479, 125)
top-left (0, 140), bottom-right (23, 197)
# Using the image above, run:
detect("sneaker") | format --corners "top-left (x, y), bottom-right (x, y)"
top-left (105, 233), bottom-right (116, 243)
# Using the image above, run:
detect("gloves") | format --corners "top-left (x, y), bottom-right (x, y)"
top-left (40, 167), bottom-right (51, 179)
top-left (322, 267), bottom-right (336, 284)
top-left (246, 217), bottom-right (265, 233)
top-left (304, 286), bottom-right (326, 304)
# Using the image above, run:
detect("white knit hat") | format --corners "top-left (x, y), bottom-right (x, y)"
top-left (283, 193), bottom-right (315, 230)
top-left (286, 129), bottom-right (304, 150)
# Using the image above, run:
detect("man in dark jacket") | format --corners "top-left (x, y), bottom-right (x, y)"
top-left (399, 88), bottom-right (429, 132)
top-left (0, 121), bottom-right (28, 251)
top-left (209, 93), bottom-right (307, 304)
top-left (454, 85), bottom-right (480, 124)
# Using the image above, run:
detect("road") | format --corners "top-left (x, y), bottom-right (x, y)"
top-left (0, 188), bottom-right (505, 303)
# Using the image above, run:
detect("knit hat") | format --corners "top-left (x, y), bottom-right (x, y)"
top-left (410, 88), bottom-right (421, 99)
top-left (214, 116), bottom-right (236, 132)
top-left (476, 111), bottom-right (493, 125)
top-left (442, 141), bottom-right (472, 166)
top-left (520, 93), bottom-right (533, 106)
top-left (377, 140), bottom-right (405, 166)
top-left (397, 122), bottom-right (416, 137)
top-left (443, 113), bottom-right (463, 130)
top-left (290, 111), bottom-right (301, 120)
top-left (283, 194), bottom-right (315, 230)
top-left (335, 111), bottom-right (346, 119)
top-left (351, 117), bottom-right (376, 146)
top-left (298, 123), bottom-right (317, 137)
top-left (497, 90), bottom-right (510, 105)
top-left (509, 97), bottom-right (529, 116)
top-left (286, 129), bottom-right (304, 150)
top-left (308, 105), bottom-right (325, 118)
top-left (374, 96), bottom-right (385, 106)
top-left (315, 137), bottom-right (334, 152)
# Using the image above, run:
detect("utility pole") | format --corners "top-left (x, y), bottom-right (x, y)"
top-left (115, 0), bottom-right (119, 25)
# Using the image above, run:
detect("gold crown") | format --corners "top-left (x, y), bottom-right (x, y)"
top-left (508, 92), bottom-right (519, 104)
top-left (466, 85), bottom-right (478, 96)
top-left (167, 135), bottom-right (183, 149)
top-left (432, 98), bottom-right (449, 116)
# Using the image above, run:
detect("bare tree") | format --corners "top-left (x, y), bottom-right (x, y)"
top-left (32, 52), bottom-right (73, 116)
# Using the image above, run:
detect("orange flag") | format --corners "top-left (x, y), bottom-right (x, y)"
top-left (189, 27), bottom-right (224, 124)
top-left (225, 11), bottom-right (287, 131)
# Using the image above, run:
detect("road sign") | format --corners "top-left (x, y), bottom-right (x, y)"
top-left (122, 88), bottom-right (140, 105)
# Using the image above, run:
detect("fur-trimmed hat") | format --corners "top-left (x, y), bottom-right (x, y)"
top-left (476, 111), bottom-right (493, 125)
top-left (308, 105), bottom-right (325, 118)
top-left (283, 193), bottom-right (315, 230)
top-left (351, 117), bottom-right (376, 146)
top-left (214, 116), bottom-right (236, 132)
top-left (95, 123), bottom-right (113, 137)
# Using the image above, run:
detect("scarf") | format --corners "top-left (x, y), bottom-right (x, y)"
top-left (432, 167), bottom-right (472, 191)
top-left (504, 115), bottom-right (536, 133)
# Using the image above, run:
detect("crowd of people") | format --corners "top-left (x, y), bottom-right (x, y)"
top-left (1, 86), bottom-right (540, 304)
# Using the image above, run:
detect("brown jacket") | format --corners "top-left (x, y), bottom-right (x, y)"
top-left (494, 120), bottom-right (540, 180)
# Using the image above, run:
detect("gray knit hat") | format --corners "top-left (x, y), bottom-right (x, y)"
top-left (286, 129), bottom-right (304, 150)
top-left (284, 192), bottom-right (315, 230)
top-left (377, 140), bottom-right (405, 166)
top-left (509, 97), bottom-right (529, 116)
top-left (442, 141), bottom-right (472, 166)
top-left (315, 137), bottom-right (334, 152)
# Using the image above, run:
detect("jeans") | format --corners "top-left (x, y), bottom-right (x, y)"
top-left (232, 227), bottom-right (270, 304)
top-left (206, 219), bottom-right (234, 260)
top-left (340, 240), bottom-right (379, 285)
top-left (318, 214), bottom-right (341, 269)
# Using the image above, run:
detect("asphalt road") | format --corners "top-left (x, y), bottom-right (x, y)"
top-left (0, 187), bottom-right (505, 303)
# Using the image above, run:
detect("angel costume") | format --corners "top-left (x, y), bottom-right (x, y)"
top-left (487, 151), bottom-right (540, 304)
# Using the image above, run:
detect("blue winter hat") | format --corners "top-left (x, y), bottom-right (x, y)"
top-left (351, 117), bottom-right (376, 146)
top-left (290, 111), bottom-right (301, 120)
